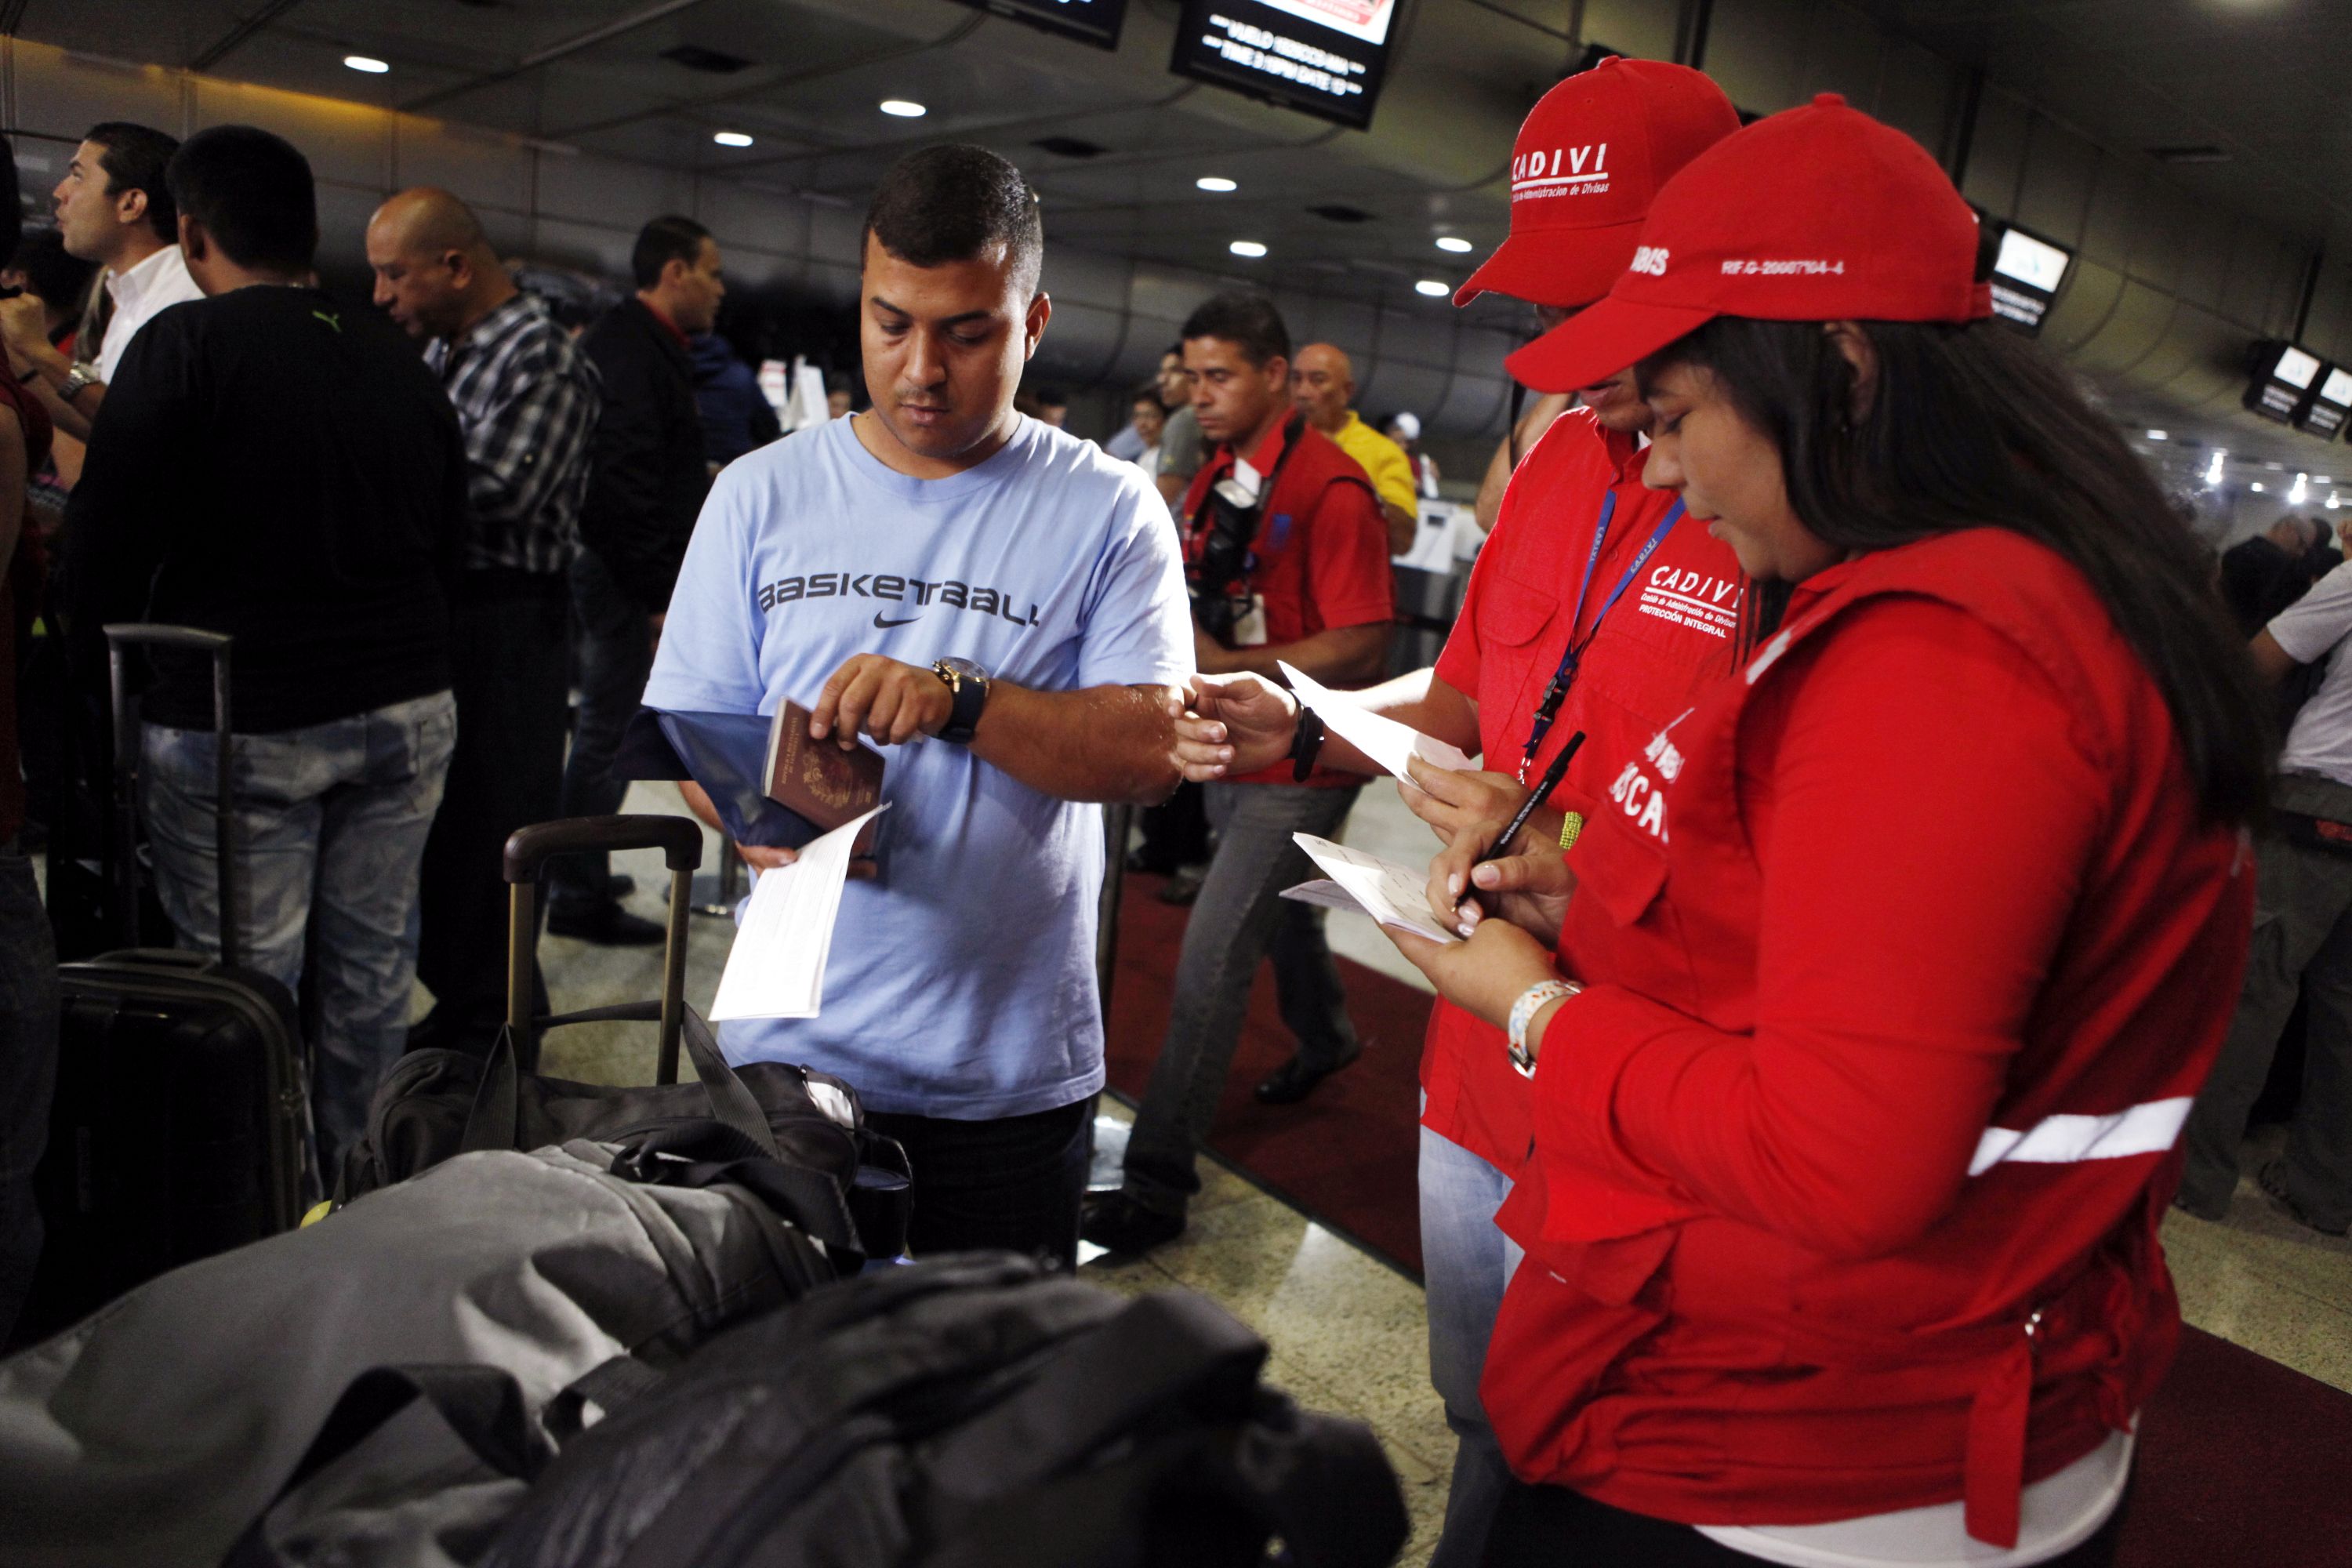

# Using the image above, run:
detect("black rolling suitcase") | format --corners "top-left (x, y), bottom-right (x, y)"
top-left (13, 625), bottom-right (310, 1345)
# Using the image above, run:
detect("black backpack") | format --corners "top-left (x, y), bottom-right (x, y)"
top-left (339, 1004), bottom-right (913, 1261)
top-left (479, 1254), bottom-right (1410, 1568)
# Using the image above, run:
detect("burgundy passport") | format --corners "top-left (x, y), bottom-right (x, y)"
top-left (764, 699), bottom-right (886, 840)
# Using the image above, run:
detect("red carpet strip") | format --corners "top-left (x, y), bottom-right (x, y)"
top-left (1103, 872), bottom-right (2352, 1568)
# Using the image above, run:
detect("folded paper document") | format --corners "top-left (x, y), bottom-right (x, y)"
top-left (1279, 662), bottom-right (1475, 782)
top-left (1289, 833), bottom-right (1458, 945)
top-left (710, 804), bottom-right (891, 1021)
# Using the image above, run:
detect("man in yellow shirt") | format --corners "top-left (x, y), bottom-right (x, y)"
top-left (1291, 342), bottom-right (1418, 556)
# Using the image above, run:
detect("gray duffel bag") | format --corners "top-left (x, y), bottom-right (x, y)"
top-left (0, 1135), bottom-right (837, 1568)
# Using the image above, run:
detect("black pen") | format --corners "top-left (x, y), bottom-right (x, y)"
top-left (1459, 730), bottom-right (1584, 920)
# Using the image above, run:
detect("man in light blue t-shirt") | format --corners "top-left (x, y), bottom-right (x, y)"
top-left (647, 145), bottom-right (1191, 1265)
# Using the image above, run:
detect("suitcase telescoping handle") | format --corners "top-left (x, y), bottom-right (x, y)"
top-left (503, 815), bottom-right (702, 1080)
top-left (103, 623), bottom-right (238, 968)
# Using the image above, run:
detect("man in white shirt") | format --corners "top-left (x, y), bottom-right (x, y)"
top-left (0, 122), bottom-right (202, 440)
top-left (2182, 560), bottom-right (2352, 1234)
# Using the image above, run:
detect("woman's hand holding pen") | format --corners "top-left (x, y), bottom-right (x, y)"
top-left (1425, 815), bottom-right (1577, 947)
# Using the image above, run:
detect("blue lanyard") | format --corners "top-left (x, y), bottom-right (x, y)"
top-left (1519, 493), bottom-right (1688, 782)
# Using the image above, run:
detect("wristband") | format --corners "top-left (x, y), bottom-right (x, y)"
top-left (1507, 978), bottom-right (1581, 1078)
top-left (1288, 704), bottom-right (1326, 782)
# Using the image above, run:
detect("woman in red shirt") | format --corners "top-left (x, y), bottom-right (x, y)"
top-left (1388, 99), bottom-right (2267, 1567)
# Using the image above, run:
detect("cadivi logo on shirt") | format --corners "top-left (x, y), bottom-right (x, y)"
top-left (1511, 143), bottom-right (1610, 201)
top-left (757, 570), bottom-right (1044, 630)
top-left (1636, 564), bottom-right (1737, 640)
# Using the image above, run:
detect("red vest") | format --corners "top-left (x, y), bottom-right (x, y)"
top-left (1423, 411), bottom-right (1744, 1177)
top-left (1185, 416), bottom-right (1387, 785)
top-left (1484, 529), bottom-right (2252, 1547)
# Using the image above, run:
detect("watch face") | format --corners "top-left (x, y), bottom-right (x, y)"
top-left (939, 657), bottom-right (986, 681)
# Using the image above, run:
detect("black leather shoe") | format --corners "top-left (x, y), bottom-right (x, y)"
top-left (1081, 1190), bottom-right (1185, 1254)
top-left (1254, 1047), bottom-right (1363, 1105)
top-left (546, 902), bottom-right (666, 946)
top-left (1156, 865), bottom-right (1207, 906)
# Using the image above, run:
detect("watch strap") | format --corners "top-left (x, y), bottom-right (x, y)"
top-left (1507, 978), bottom-right (1580, 1077)
top-left (1288, 704), bottom-right (1327, 782)
top-left (935, 661), bottom-right (987, 744)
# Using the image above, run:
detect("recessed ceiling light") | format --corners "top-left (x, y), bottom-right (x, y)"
top-left (1197, 176), bottom-right (1238, 193)
top-left (1435, 236), bottom-right (1473, 253)
top-left (1415, 279), bottom-right (1450, 297)
top-left (712, 130), bottom-right (753, 147)
top-left (343, 54), bottom-right (390, 74)
top-left (2145, 429), bottom-right (2167, 441)
top-left (2252, 481), bottom-right (2267, 493)
top-left (1229, 239), bottom-right (1267, 259)
top-left (879, 100), bottom-right (927, 118)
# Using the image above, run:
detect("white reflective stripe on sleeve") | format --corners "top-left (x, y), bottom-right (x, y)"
top-left (1967, 1097), bottom-right (2194, 1178)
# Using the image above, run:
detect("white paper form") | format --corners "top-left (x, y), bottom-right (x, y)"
top-left (1279, 661), bottom-right (1475, 783)
top-left (710, 804), bottom-right (890, 1021)
top-left (1290, 833), bottom-right (1458, 945)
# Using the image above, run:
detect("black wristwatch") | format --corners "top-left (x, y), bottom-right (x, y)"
top-left (1289, 703), bottom-right (1327, 782)
top-left (932, 658), bottom-right (991, 744)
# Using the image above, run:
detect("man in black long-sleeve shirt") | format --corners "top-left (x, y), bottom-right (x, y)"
top-left (550, 214), bottom-right (721, 942)
top-left (64, 126), bottom-right (466, 1166)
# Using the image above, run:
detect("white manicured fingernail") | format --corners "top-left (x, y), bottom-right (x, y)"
top-left (1447, 874), bottom-right (1461, 897)
top-left (1457, 920), bottom-right (1475, 938)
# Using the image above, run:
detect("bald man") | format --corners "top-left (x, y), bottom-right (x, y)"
top-left (1290, 343), bottom-right (1420, 555)
top-left (368, 187), bottom-right (603, 1047)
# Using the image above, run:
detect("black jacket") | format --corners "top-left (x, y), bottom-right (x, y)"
top-left (579, 298), bottom-right (709, 612)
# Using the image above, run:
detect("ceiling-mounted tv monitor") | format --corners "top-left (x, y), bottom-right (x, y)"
top-left (949, 0), bottom-right (1127, 50)
top-left (2247, 340), bottom-right (2323, 424)
top-left (1171, 0), bottom-right (1397, 130)
top-left (2296, 364), bottom-right (2352, 441)
top-left (1986, 224), bottom-right (2072, 334)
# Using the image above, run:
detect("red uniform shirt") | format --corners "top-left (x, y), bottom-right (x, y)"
top-left (1424, 409), bottom-right (1742, 1177)
top-left (1483, 530), bottom-right (2252, 1547)
top-left (1185, 417), bottom-right (1392, 786)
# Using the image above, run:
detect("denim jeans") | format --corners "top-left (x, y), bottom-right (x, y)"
top-left (1421, 1115), bottom-right (1523, 1568)
top-left (1120, 780), bottom-right (1361, 1217)
top-left (866, 1095), bottom-right (1094, 1267)
top-left (0, 846), bottom-right (58, 1341)
top-left (553, 549), bottom-right (655, 910)
top-left (141, 691), bottom-right (456, 1169)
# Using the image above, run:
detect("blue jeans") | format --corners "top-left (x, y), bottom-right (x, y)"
top-left (142, 692), bottom-right (456, 1168)
top-left (0, 846), bottom-right (58, 1341)
top-left (1420, 1115), bottom-right (1522, 1568)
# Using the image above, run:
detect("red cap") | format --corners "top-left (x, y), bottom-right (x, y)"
top-left (1454, 57), bottom-right (1739, 310)
top-left (1507, 94), bottom-right (1993, 391)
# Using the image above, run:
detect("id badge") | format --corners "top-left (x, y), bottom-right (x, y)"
top-left (1232, 594), bottom-right (1269, 647)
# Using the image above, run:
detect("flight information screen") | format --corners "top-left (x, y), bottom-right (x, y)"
top-left (2296, 364), bottom-right (2352, 440)
top-left (1987, 227), bottom-right (2071, 334)
top-left (949, 0), bottom-right (1127, 50)
top-left (1171, 0), bottom-right (1398, 130)
top-left (2248, 341), bottom-right (2322, 424)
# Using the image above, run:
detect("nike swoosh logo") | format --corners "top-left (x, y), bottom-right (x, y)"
top-left (873, 612), bottom-right (923, 629)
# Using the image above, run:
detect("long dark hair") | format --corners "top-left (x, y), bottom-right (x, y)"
top-left (1641, 317), bottom-right (2270, 826)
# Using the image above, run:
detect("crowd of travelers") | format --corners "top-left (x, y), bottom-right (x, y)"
top-left (0, 49), bottom-right (2339, 1568)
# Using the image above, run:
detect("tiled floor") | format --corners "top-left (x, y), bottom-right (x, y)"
top-left (538, 779), bottom-right (2351, 1568)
